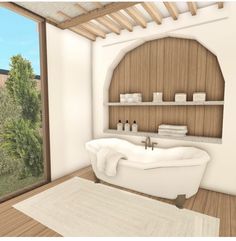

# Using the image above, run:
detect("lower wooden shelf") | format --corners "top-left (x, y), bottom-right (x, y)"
top-left (106, 101), bottom-right (224, 106)
top-left (104, 129), bottom-right (222, 144)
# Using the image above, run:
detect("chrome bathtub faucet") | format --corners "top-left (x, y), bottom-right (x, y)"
top-left (151, 142), bottom-right (158, 150)
top-left (141, 136), bottom-right (157, 150)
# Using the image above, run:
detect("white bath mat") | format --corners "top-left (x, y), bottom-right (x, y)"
top-left (13, 177), bottom-right (219, 237)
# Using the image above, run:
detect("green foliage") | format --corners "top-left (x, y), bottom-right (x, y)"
top-left (0, 87), bottom-right (22, 176)
top-left (0, 87), bottom-right (21, 131)
top-left (6, 55), bottom-right (41, 123)
top-left (0, 55), bottom-right (43, 179)
top-left (0, 119), bottom-right (43, 177)
top-left (0, 150), bottom-right (18, 176)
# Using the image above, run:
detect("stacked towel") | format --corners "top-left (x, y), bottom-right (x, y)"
top-left (97, 147), bottom-right (127, 176)
top-left (120, 93), bottom-right (142, 103)
top-left (175, 93), bottom-right (187, 102)
top-left (153, 92), bottom-right (163, 102)
top-left (158, 124), bottom-right (188, 137)
top-left (193, 92), bottom-right (206, 102)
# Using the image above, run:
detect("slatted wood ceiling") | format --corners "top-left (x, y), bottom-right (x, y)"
top-left (109, 37), bottom-right (225, 138)
top-left (11, 2), bottom-right (225, 41)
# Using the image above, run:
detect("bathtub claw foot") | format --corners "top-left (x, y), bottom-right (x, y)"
top-left (94, 176), bottom-right (100, 183)
top-left (94, 178), bottom-right (100, 183)
top-left (175, 194), bottom-right (186, 209)
top-left (92, 171), bottom-right (100, 183)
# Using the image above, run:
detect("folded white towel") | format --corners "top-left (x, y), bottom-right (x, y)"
top-left (158, 131), bottom-right (187, 137)
top-left (193, 92), bottom-right (206, 102)
top-left (158, 129), bottom-right (188, 134)
top-left (175, 93), bottom-right (187, 102)
top-left (159, 124), bottom-right (188, 131)
top-left (96, 147), bottom-right (127, 177)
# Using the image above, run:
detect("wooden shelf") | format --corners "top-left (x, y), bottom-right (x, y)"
top-left (106, 101), bottom-right (224, 106)
top-left (104, 129), bottom-right (222, 144)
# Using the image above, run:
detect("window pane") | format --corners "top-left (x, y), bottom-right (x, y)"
top-left (0, 7), bottom-right (46, 199)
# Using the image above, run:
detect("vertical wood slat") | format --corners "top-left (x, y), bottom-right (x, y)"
top-left (149, 41), bottom-right (157, 132)
top-left (108, 37), bottom-right (225, 137)
top-left (194, 43), bottom-right (207, 136)
top-left (187, 40), bottom-right (198, 135)
top-left (155, 39), bottom-right (165, 132)
top-left (140, 43), bottom-right (150, 131)
top-left (162, 38), bottom-right (173, 127)
top-left (129, 46), bottom-right (140, 128)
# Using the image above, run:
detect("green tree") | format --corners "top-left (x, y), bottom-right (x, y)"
top-left (6, 55), bottom-right (41, 124)
top-left (0, 88), bottom-right (22, 176)
top-left (0, 87), bottom-right (21, 131)
top-left (1, 55), bottom-right (43, 177)
top-left (1, 119), bottom-right (43, 177)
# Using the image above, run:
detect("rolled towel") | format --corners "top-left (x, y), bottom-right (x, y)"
top-left (159, 124), bottom-right (188, 131)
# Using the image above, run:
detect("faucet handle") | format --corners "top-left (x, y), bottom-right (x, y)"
top-left (151, 142), bottom-right (158, 150)
top-left (141, 140), bottom-right (147, 149)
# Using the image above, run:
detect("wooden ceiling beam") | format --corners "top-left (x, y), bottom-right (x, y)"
top-left (57, 11), bottom-right (102, 40)
top-left (96, 17), bottom-right (120, 35)
top-left (94, 1), bottom-right (134, 33)
top-left (163, 2), bottom-right (179, 20)
top-left (124, 6), bottom-right (147, 28)
top-left (81, 22), bottom-right (106, 39)
top-left (75, 3), bottom-right (120, 35)
top-left (45, 17), bottom-right (60, 28)
top-left (70, 26), bottom-right (96, 41)
top-left (57, 11), bottom-right (71, 20)
top-left (187, 2), bottom-right (197, 16)
top-left (93, 2), bottom-right (104, 9)
top-left (109, 12), bottom-right (133, 32)
top-left (59, 2), bottom-right (139, 29)
top-left (217, 2), bottom-right (224, 9)
top-left (74, 3), bottom-right (88, 13)
top-left (141, 2), bottom-right (162, 24)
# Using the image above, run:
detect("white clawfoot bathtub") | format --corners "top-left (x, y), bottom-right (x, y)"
top-left (85, 138), bottom-right (210, 200)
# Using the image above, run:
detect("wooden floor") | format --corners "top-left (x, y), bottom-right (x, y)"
top-left (0, 165), bottom-right (235, 237)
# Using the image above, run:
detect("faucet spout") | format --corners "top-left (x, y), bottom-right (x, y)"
top-left (141, 136), bottom-right (152, 149)
top-left (141, 136), bottom-right (158, 150)
top-left (146, 136), bottom-right (151, 147)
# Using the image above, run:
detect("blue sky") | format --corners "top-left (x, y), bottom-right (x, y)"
top-left (0, 7), bottom-right (40, 75)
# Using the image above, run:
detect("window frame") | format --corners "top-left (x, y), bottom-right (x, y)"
top-left (0, 3), bottom-right (51, 203)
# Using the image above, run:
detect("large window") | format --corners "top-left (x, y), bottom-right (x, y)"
top-left (0, 4), bottom-right (50, 202)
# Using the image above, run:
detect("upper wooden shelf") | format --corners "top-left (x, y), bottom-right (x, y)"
top-left (106, 101), bottom-right (224, 106)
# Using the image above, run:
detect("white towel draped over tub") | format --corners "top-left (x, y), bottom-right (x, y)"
top-left (96, 147), bottom-right (127, 176)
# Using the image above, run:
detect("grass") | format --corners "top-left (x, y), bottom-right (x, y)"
top-left (0, 172), bottom-right (44, 197)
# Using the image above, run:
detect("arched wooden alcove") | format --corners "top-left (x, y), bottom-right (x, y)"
top-left (108, 37), bottom-right (225, 138)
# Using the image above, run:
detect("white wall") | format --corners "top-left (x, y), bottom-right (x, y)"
top-left (46, 24), bottom-right (92, 180)
top-left (92, 3), bottom-right (236, 195)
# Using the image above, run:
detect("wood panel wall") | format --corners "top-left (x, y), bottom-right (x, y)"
top-left (109, 37), bottom-right (225, 138)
